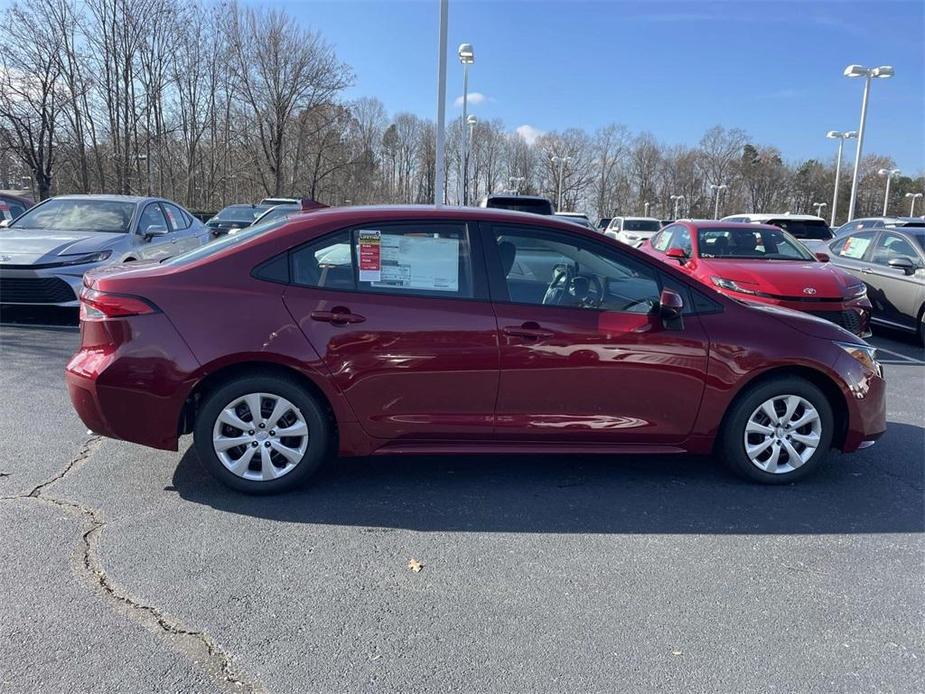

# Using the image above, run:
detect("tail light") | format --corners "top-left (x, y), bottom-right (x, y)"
top-left (79, 288), bottom-right (159, 320)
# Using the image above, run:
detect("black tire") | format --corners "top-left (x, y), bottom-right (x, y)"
top-left (193, 374), bottom-right (331, 494)
top-left (719, 376), bottom-right (835, 484)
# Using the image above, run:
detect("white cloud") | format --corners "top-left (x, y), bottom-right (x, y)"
top-left (453, 92), bottom-right (487, 108)
top-left (515, 124), bottom-right (544, 145)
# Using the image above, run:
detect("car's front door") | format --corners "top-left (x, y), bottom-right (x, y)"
top-left (283, 220), bottom-right (499, 442)
top-left (866, 231), bottom-right (925, 329)
top-left (134, 203), bottom-right (173, 260)
top-left (484, 223), bottom-right (711, 445)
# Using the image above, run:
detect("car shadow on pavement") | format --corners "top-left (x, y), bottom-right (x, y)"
top-left (171, 421), bottom-right (924, 536)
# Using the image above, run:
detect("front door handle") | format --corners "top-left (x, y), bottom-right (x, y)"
top-left (861, 267), bottom-right (873, 274)
top-left (503, 323), bottom-right (553, 340)
top-left (310, 308), bottom-right (366, 325)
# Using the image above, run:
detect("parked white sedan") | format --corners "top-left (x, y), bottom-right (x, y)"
top-left (603, 216), bottom-right (663, 247)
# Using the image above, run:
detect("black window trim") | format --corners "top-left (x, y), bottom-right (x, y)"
top-left (480, 221), bottom-right (723, 316)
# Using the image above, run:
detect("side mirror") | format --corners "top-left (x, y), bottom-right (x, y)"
top-left (659, 288), bottom-right (684, 327)
top-left (888, 256), bottom-right (916, 275)
top-left (142, 224), bottom-right (168, 240)
top-left (665, 247), bottom-right (688, 264)
top-left (814, 252), bottom-right (830, 263)
top-left (0, 219), bottom-right (10, 228)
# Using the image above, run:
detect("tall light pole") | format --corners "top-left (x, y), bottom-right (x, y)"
top-left (878, 168), bottom-right (901, 215)
top-left (710, 183), bottom-right (727, 219)
top-left (813, 202), bottom-right (827, 217)
top-left (509, 176), bottom-right (525, 194)
top-left (457, 42), bottom-right (474, 206)
top-left (433, 0), bottom-right (448, 205)
top-left (844, 64), bottom-right (894, 221)
top-left (825, 130), bottom-right (857, 226)
top-left (669, 194), bottom-right (684, 219)
top-left (644, 201), bottom-right (657, 217)
top-left (551, 155), bottom-right (571, 210)
top-left (906, 192), bottom-right (923, 216)
top-left (465, 114), bottom-right (477, 205)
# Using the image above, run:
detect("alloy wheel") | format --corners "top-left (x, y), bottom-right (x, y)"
top-left (211, 392), bottom-right (308, 481)
top-left (743, 394), bottom-right (822, 474)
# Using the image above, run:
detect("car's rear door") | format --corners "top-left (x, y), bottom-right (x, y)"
top-left (483, 222), bottom-right (711, 445)
top-left (283, 219), bottom-right (500, 442)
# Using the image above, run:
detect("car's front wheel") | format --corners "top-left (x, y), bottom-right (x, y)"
top-left (193, 374), bottom-right (331, 494)
top-left (720, 377), bottom-right (835, 484)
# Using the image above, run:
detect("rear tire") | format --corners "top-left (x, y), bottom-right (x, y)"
top-left (720, 376), bottom-right (834, 484)
top-left (193, 374), bottom-right (331, 494)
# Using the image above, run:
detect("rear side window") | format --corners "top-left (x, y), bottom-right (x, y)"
top-left (830, 232), bottom-right (875, 259)
top-left (163, 203), bottom-right (191, 231)
top-left (289, 222), bottom-right (475, 299)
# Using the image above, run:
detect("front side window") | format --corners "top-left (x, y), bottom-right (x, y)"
top-left (830, 232), bottom-right (875, 259)
top-left (668, 226), bottom-right (692, 255)
top-left (493, 226), bottom-right (661, 313)
top-left (652, 228), bottom-right (673, 252)
top-left (872, 232), bottom-right (919, 266)
top-left (138, 204), bottom-right (169, 234)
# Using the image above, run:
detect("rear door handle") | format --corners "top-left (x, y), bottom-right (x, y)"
top-left (310, 308), bottom-right (366, 325)
top-left (503, 323), bottom-right (553, 339)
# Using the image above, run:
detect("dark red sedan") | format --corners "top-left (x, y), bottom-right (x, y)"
top-left (641, 220), bottom-right (872, 336)
top-left (66, 206), bottom-right (885, 493)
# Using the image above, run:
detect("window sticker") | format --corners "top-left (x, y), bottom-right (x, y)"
top-left (372, 233), bottom-right (460, 292)
top-left (840, 236), bottom-right (871, 259)
top-left (357, 230), bottom-right (381, 282)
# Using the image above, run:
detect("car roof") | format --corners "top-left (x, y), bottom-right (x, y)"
top-left (725, 213), bottom-right (826, 222)
top-left (619, 216), bottom-right (661, 222)
top-left (485, 193), bottom-right (549, 201)
top-left (678, 220), bottom-right (784, 231)
top-left (554, 211), bottom-right (587, 217)
top-left (53, 194), bottom-right (152, 204)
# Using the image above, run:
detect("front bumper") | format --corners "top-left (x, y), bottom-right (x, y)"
top-left (722, 291), bottom-right (872, 337)
top-left (834, 349), bottom-right (886, 452)
top-left (0, 262), bottom-right (106, 306)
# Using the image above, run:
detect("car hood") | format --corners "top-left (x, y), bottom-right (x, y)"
top-left (743, 300), bottom-right (862, 342)
top-left (0, 229), bottom-right (125, 265)
top-left (699, 258), bottom-right (856, 298)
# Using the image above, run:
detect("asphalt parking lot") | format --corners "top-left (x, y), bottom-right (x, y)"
top-left (1, 311), bottom-right (922, 693)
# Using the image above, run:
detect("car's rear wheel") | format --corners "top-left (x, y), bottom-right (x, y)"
top-left (720, 377), bottom-right (834, 484)
top-left (193, 374), bottom-right (331, 494)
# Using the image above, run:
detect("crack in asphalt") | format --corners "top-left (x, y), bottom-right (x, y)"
top-left (2, 436), bottom-right (265, 693)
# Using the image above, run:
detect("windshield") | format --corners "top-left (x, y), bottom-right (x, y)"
top-left (12, 199), bottom-right (135, 233)
top-left (698, 227), bottom-right (814, 260)
top-left (214, 205), bottom-right (269, 222)
top-left (767, 219), bottom-right (833, 241)
top-left (486, 197), bottom-right (554, 215)
top-left (623, 220), bottom-right (661, 232)
top-left (163, 218), bottom-right (287, 266)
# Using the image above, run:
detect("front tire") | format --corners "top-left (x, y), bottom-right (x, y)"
top-left (193, 374), bottom-right (331, 494)
top-left (720, 377), bottom-right (834, 484)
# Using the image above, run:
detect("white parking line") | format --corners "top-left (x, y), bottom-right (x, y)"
top-left (874, 346), bottom-right (925, 365)
top-left (0, 322), bottom-right (79, 332)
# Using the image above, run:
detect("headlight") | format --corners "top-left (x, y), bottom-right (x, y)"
top-left (845, 283), bottom-right (867, 299)
top-left (59, 250), bottom-right (113, 266)
top-left (836, 341), bottom-right (879, 372)
top-left (710, 276), bottom-right (760, 295)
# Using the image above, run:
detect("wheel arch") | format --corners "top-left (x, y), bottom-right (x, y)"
top-left (718, 364), bottom-right (849, 451)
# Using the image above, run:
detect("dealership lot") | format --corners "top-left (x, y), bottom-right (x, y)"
top-left (0, 318), bottom-right (922, 692)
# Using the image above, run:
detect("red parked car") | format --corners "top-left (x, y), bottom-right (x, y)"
top-left (65, 206), bottom-right (885, 493)
top-left (641, 221), bottom-right (872, 337)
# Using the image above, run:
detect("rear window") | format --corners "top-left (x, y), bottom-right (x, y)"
top-left (484, 197), bottom-right (554, 215)
top-left (623, 220), bottom-right (661, 232)
top-left (164, 219), bottom-right (286, 266)
top-left (767, 219), bottom-right (833, 241)
top-left (215, 205), bottom-right (267, 222)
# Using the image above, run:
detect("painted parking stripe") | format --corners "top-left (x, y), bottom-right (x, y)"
top-left (874, 346), bottom-right (925, 365)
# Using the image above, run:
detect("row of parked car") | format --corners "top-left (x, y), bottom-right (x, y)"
top-left (477, 193), bottom-right (925, 343)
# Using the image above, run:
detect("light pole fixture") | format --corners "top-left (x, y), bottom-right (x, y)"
top-left (710, 183), bottom-right (728, 219)
top-left (825, 130), bottom-right (857, 226)
top-left (433, 0), bottom-right (448, 205)
top-left (669, 194), bottom-right (684, 219)
top-left (844, 64), bottom-right (894, 221)
top-left (509, 176), bottom-right (525, 194)
top-left (906, 192), bottom-right (923, 216)
top-left (878, 167), bottom-right (901, 216)
top-left (551, 155), bottom-right (571, 211)
top-left (813, 202), bottom-right (827, 217)
top-left (644, 201), bottom-right (656, 217)
top-left (465, 114), bottom-right (478, 204)
top-left (457, 42), bottom-right (474, 206)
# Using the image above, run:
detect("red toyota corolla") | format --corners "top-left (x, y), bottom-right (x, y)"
top-left (640, 220), bottom-right (872, 336)
top-left (65, 206), bottom-right (885, 493)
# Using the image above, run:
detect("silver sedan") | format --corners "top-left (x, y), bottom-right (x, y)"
top-left (0, 194), bottom-right (210, 306)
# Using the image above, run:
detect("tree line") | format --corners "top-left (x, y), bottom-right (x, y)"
top-left (1, 0), bottom-right (921, 222)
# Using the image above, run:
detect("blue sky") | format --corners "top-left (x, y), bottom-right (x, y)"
top-left (277, 0), bottom-right (924, 174)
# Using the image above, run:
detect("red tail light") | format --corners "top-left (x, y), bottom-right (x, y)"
top-left (79, 288), bottom-right (159, 320)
